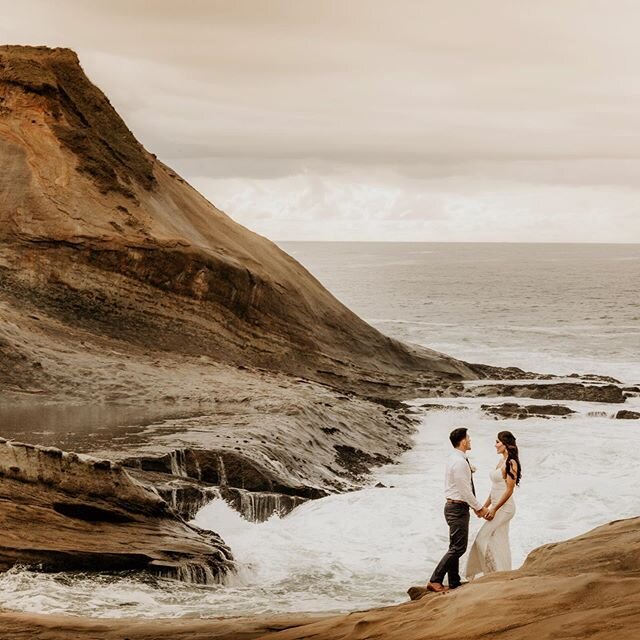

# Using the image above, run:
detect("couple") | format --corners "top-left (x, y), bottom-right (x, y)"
top-left (424, 427), bottom-right (522, 594)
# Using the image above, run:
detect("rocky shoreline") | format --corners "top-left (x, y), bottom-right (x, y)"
top-left (1, 517), bottom-right (638, 640)
top-left (2, 370), bottom-right (637, 587)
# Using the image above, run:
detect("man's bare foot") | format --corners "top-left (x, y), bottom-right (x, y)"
top-left (426, 582), bottom-right (449, 593)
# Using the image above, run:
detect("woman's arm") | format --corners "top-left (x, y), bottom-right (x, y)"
top-left (485, 461), bottom-right (517, 520)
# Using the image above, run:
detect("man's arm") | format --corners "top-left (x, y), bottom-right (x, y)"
top-left (451, 458), bottom-right (483, 511)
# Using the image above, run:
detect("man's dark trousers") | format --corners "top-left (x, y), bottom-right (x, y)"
top-left (430, 501), bottom-right (470, 587)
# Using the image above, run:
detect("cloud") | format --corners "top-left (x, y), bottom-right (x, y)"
top-left (193, 171), bottom-right (640, 242)
top-left (2, 1), bottom-right (640, 240)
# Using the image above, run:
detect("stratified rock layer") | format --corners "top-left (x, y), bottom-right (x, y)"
top-left (0, 439), bottom-right (233, 582)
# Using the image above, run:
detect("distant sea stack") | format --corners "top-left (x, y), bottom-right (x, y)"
top-left (0, 45), bottom-right (476, 397)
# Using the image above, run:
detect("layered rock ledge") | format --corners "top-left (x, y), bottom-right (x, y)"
top-left (0, 439), bottom-right (234, 583)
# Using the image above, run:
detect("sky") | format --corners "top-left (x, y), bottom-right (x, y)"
top-left (2, 0), bottom-right (640, 242)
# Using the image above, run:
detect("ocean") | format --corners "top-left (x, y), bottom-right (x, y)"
top-left (282, 242), bottom-right (640, 383)
top-left (0, 242), bottom-right (638, 618)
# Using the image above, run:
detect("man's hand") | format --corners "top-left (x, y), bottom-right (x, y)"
top-left (474, 507), bottom-right (488, 518)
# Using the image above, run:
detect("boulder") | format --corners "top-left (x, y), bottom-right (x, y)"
top-left (482, 403), bottom-right (575, 419)
top-left (615, 410), bottom-right (640, 419)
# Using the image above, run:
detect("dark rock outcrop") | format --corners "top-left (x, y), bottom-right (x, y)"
top-left (418, 403), bottom-right (468, 412)
top-left (333, 445), bottom-right (394, 479)
top-left (615, 410), bottom-right (640, 419)
top-left (467, 382), bottom-right (626, 404)
top-left (482, 402), bottom-right (576, 419)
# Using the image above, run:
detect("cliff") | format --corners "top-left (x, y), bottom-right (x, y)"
top-left (0, 45), bottom-right (475, 400)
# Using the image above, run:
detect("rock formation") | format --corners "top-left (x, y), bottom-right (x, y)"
top-left (0, 44), bottom-right (474, 584)
top-left (482, 402), bottom-right (576, 419)
top-left (0, 45), bottom-right (474, 400)
top-left (615, 409), bottom-right (640, 419)
top-left (462, 382), bottom-right (626, 403)
top-left (0, 439), bottom-right (234, 582)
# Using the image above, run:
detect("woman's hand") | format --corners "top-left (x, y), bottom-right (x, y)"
top-left (484, 507), bottom-right (496, 521)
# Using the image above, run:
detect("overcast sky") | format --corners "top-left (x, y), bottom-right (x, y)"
top-left (2, 0), bottom-right (640, 242)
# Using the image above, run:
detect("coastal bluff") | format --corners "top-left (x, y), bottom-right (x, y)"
top-left (0, 44), bottom-right (475, 401)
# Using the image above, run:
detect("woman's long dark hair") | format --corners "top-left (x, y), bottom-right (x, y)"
top-left (498, 431), bottom-right (522, 485)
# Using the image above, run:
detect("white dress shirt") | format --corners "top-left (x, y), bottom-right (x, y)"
top-left (444, 448), bottom-right (482, 511)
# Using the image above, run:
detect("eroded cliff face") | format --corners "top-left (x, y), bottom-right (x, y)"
top-left (0, 45), bottom-right (475, 398)
top-left (0, 439), bottom-right (234, 582)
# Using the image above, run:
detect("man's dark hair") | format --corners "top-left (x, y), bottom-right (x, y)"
top-left (449, 427), bottom-right (468, 448)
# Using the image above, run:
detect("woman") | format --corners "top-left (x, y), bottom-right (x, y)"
top-left (465, 430), bottom-right (522, 578)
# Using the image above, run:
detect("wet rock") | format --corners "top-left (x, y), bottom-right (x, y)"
top-left (219, 487), bottom-right (307, 522)
top-left (469, 364), bottom-right (544, 380)
top-left (419, 403), bottom-right (468, 411)
top-left (615, 410), bottom-right (640, 419)
top-left (482, 403), bottom-right (576, 419)
top-left (155, 481), bottom-right (223, 520)
top-left (124, 448), bottom-right (327, 499)
top-left (333, 445), bottom-right (393, 478)
top-left (0, 440), bottom-right (234, 583)
top-left (153, 478), bottom-right (307, 523)
top-left (468, 383), bottom-right (626, 404)
top-left (570, 373), bottom-right (623, 384)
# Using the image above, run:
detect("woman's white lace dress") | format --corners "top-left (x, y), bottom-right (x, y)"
top-left (465, 465), bottom-right (516, 577)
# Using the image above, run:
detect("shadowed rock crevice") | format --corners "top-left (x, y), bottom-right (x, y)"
top-left (52, 502), bottom-right (135, 523)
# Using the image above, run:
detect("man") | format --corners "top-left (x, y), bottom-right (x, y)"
top-left (426, 427), bottom-right (487, 592)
